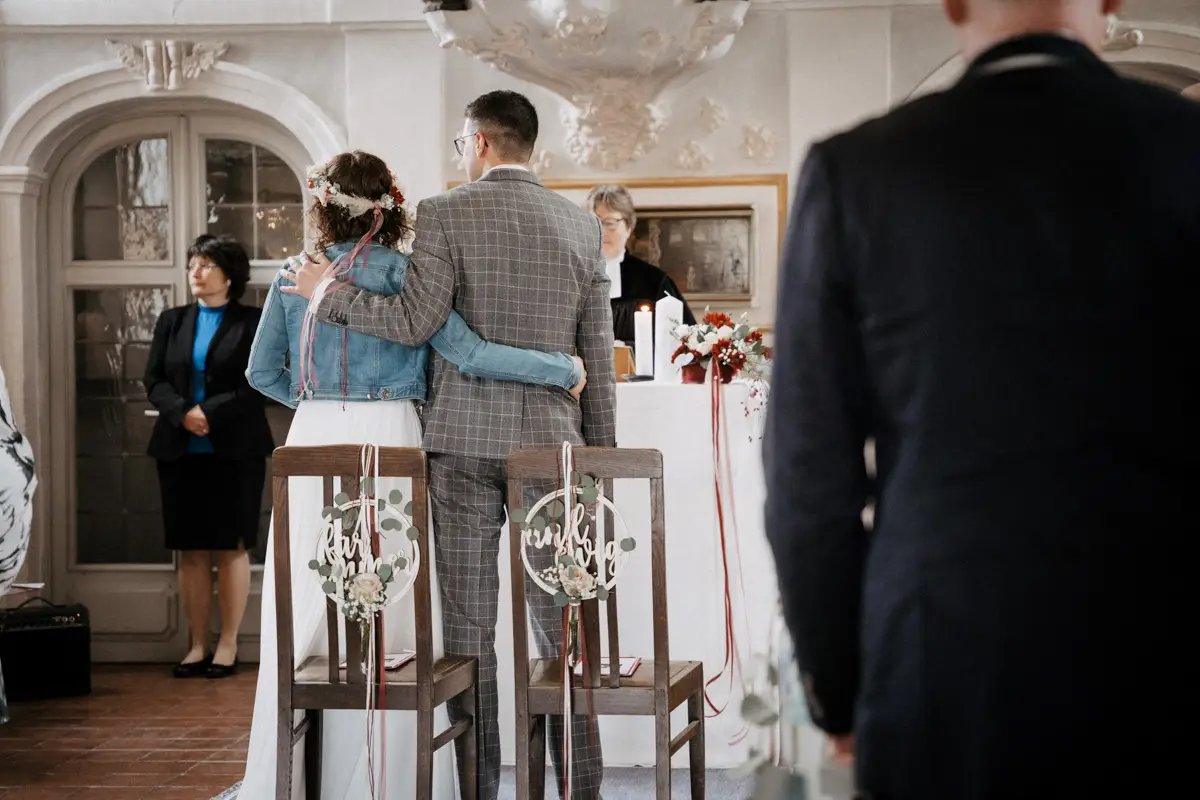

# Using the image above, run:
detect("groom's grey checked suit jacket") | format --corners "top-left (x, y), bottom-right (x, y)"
top-left (317, 167), bottom-right (617, 457)
top-left (315, 166), bottom-right (616, 798)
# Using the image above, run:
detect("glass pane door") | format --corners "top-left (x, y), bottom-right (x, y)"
top-left (74, 286), bottom-right (172, 565)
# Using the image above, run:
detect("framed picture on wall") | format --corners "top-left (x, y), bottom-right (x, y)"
top-left (627, 206), bottom-right (753, 302)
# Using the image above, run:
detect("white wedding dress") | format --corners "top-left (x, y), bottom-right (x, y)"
top-left (238, 399), bottom-right (457, 799)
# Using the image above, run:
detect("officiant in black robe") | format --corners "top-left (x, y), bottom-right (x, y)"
top-left (586, 185), bottom-right (695, 343)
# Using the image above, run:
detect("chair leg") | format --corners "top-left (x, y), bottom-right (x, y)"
top-left (304, 710), bottom-right (322, 800)
top-left (530, 714), bottom-right (547, 800)
top-left (459, 684), bottom-right (478, 800)
top-left (417, 697), bottom-right (434, 800)
top-left (656, 699), bottom-right (671, 800)
top-left (688, 691), bottom-right (706, 799)
top-left (276, 706), bottom-right (294, 800)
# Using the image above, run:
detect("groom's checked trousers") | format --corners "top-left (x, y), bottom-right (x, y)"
top-left (429, 453), bottom-right (603, 800)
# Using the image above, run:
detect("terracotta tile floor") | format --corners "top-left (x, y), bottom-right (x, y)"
top-left (0, 664), bottom-right (256, 799)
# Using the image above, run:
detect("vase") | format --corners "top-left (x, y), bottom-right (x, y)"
top-left (681, 362), bottom-right (734, 384)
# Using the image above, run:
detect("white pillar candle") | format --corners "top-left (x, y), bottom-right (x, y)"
top-left (634, 305), bottom-right (654, 376)
top-left (654, 294), bottom-right (684, 384)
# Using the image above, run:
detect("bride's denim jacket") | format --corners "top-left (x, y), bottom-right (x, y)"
top-left (246, 242), bottom-right (580, 408)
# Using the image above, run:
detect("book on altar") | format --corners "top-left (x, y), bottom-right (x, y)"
top-left (613, 343), bottom-right (634, 382)
top-left (573, 656), bottom-right (642, 677)
top-left (339, 650), bottom-right (415, 671)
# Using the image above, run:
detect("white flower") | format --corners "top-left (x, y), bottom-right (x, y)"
top-left (716, 325), bottom-right (734, 341)
top-left (558, 564), bottom-right (597, 598)
top-left (695, 339), bottom-right (714, 357)
top-left (674, 324), bottom-right (692, 339)
top-left (348, 573), bottom-right (385, 606)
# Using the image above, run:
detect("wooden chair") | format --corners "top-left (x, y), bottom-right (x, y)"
top-left (271, 445), bottom-right (478, 799)
top-left (507, 447), bottom-right (705, 799)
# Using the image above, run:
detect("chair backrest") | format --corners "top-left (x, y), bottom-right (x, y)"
top-left (271, 445), bottom-right (433, 692)
top-left (507, 447), bottom-right (666, 693)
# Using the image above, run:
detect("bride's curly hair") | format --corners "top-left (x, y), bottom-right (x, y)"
top-left (308, 150), bottom-right (412, 253)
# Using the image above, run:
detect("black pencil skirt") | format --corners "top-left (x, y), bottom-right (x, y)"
top-left (156, 454), bottom-right (265, 551)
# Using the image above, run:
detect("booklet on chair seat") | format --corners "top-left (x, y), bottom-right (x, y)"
top-left (338, 650), bottom-right (415, 671)
top-left (573, 656), bottom-right (641, 678)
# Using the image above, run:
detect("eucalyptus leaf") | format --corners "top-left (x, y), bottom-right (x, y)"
top-left (406, 528), bottom-right (420, 542)
top-left (403, 501), bottom-right (413, 516)
top-left (558, 554), bottom-right (575, 568)
top-left (380, 517), bottom-right (400, 531)
top-left (377, 565), bottom-right (393, 583)
top-left (549, 500), bottom-right (565, 518)
top-left (597, 586), bottom-right (610, 602)
top-left (531, 515), bottom-right (547, 532)
top-left (334, 492), bottom-right (350, 505)
top-left (734, 325), bottom-right (750, 338)
top-left (307, 559), bottom-right (320, 570)
top-left (553, 591), bottom-right (569, 608)
top-left (321, 506), bottom-right (335, 520)
top-left (317, 564), bottom-right (331, 577)
top-left (322, 581), bottom-right (336, 595)
top-left (377, 498), bottom-right (387, 511)
top-left (389, 489), bottom-right (404, 505)
top-left (330, 507), bottom-right (345, 521)
top-left (511, 508), bottom-right (528, 525)
top-left (361, 477), bottom-right (375, 495)
top-left (580, 487), bottom-right (599, 505)
top-left (579, 474), bottom-right (596, 489)
top-left (740, 693), bottom-right (780, 727)
top-left (620, 538), bottom-right (636, 552)
top-left (395, 556), bottom-right (407, 571)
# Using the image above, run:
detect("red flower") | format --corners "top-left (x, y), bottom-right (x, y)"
top-left (703, 311), bottom-right (734, 328)
top-left (745, 330), bottom-right (763, 344)
top-left (761, 346), bottom-right (773, 360)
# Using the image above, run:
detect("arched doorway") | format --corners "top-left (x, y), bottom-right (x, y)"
top-left (47, 109), bottom-right (307, 662)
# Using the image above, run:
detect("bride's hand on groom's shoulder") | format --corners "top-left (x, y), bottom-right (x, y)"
top-left (569, 357), bottom-right (587, 401)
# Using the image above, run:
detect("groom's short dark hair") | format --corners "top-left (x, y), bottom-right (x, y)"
top-left (465, 90), bottom-right (538, 162)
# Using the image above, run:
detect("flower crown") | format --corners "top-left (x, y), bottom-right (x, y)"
top-left (306, 165), bottom-right (406, 219)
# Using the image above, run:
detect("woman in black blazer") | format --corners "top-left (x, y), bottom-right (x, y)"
top-left (144, 235), bottom-right (274, 679)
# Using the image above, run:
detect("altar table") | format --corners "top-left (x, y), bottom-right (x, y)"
top-left (494, 381), bottom-right (781, 769)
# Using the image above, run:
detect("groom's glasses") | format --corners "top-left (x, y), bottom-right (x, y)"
top-left (453, 131), bottom-right (479, 156)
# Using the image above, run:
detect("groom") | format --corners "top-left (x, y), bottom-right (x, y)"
top-left (282, 90), bottom-right (615, 798)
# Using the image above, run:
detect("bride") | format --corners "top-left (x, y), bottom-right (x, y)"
top-left (240, 150), bottom-right (585, 799)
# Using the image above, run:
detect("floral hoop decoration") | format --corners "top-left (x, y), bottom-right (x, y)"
top-left (512, 451), bottom-right (637, 608)
top-left (308, 448), bottom-right (421, 627)
top-left (306, 164), bottom-right (407, 219)
top-left (671, 308), bottom-right (773, 384)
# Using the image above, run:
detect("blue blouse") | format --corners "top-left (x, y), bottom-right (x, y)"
top-left (187, 304), bottom-right (225, 454)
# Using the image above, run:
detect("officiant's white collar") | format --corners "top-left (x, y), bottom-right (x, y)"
top-left (605, 252), bottom-right (624, 299)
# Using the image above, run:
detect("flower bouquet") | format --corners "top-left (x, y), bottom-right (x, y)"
top-left (671, 309), bottom-right (772, 385)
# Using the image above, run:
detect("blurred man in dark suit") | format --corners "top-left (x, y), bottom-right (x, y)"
top-left (764, 1), bottom-right (1193, 797)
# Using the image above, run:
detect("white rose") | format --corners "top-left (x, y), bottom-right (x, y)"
top-left (673, 324), bottom-right (691, 339)
top-left (558, 564), bottom-right (597, 599)
top-left (348, 572), bottom-right (385, 606)
top-left (696, 339), bottom-right (714, 357)
top-left (716, 325), bottom-right (734, 341)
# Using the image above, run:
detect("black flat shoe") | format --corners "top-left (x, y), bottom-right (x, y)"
top-left (172, 656), bottom-right (211, 678)
top-left (206, 658), bottom-right (239, 679)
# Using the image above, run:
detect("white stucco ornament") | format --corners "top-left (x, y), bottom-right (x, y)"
top-left (107, 40), bottom-right (229, 91)
top-left (1103, 15), bottom-right (1143, 51)
top-left (740, 123), bottom-right (776, 165)
top-left (699, 96), bottom-right (729, 134)
top-left (674, 140), bottom-right (713, 172)
top-left (425, 0), bottom-right (749, 171)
